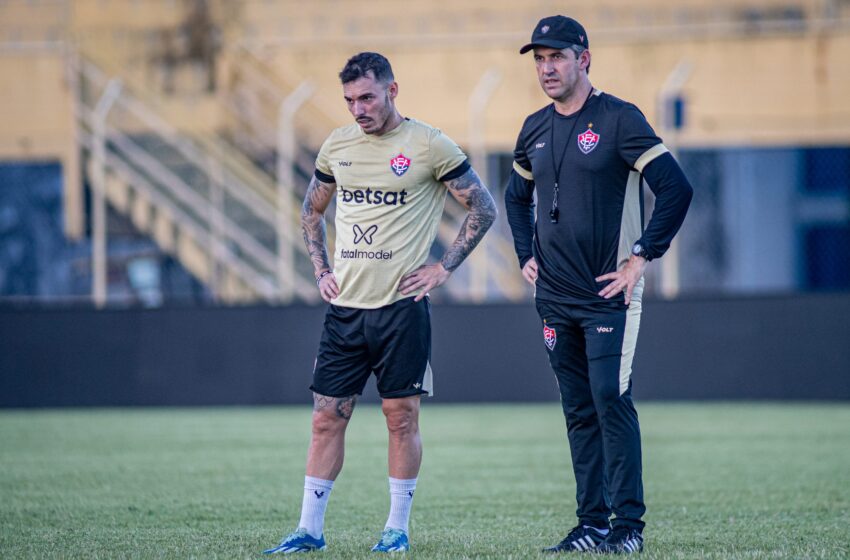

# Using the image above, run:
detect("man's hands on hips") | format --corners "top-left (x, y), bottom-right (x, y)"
top-left (522, 257), bottom-right (538, 285)
top-left (316, 271), bottom-right (339, 303)
top-left (399, 263), bottom-right (451, 302)
top-left (596, 255), bottom-right (647, 305)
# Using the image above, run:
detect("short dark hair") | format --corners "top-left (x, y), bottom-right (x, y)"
top-left (339, 52), bottom-right (395, 85)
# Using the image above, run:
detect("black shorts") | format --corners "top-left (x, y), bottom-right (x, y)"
top-left (311, 296), bottom-right (432, 399)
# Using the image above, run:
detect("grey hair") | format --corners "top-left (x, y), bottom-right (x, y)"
top-left (568, 44), bottom-right (590, 74)
top-left (568, 44), bottom-right (586, 57)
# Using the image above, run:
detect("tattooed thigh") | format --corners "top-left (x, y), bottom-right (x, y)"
top-left (313, 393), bottom-right (357, 420)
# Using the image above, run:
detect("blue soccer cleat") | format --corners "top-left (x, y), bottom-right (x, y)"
top-left (263, 528), bottom-right (326, 554)
top-left (371, 528), bottom-right (410, 552)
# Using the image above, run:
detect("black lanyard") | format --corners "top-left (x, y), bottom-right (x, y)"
top-left (549, 89), bottom-right (595, 223)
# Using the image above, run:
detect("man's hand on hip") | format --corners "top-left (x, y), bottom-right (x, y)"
top-left (317, 271), bottom-right (340, 303)
top-left (398, 263), bottom-right (451, 302)
top-left (596, 255), bottom-right (647, 305)
top-left (522, 258), bottom-right (538, 285)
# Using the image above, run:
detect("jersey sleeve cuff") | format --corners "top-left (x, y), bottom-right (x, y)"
top-left (438, 159), bottom-right (471, 182)
top-left (314, 168), bottom-right (335, 183)
top-left (512, 161), bottom-right (534, 181)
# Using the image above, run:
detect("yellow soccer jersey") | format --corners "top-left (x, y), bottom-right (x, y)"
top-left (315, 118), bottom-right (468, 309)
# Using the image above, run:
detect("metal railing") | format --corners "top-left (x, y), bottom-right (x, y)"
top-left (74, 56), bottom-right (318, 304)
top-left (224, 44), bottom-right (528, 302)
top-left (71, 43), bottom-right (528, 303)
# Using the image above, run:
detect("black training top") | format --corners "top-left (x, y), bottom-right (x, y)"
top-left (505, 90), bottom-right (693, 304)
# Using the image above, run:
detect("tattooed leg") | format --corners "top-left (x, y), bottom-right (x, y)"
top-left (305, 393), bottom-right (357, 480)
top-left (313, 393), bottom-right (357, 418)
top-left (335, 395), bottom-right (356, 419)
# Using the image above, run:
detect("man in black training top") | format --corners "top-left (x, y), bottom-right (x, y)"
top-left (505, 15), bottom-right (693, 555)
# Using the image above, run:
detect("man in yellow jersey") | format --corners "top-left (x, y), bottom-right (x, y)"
top-left (264, 52), bottom-right (497, 555)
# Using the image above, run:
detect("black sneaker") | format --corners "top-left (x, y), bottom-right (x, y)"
top-left (543, 524), bottom-right (610, 553)
top-left (595, 526), bottom-right (643, 554)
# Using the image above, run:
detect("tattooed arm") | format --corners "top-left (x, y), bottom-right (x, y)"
top-left (302, 175), bottom-right (338, 302)
top-left (440, 167), bottom-right (498, 271)
top-left (398, 167), bottom-right (498, 301)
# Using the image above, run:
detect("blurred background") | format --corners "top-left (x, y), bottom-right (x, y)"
top-left (1, 0), bottom-right (849, 406)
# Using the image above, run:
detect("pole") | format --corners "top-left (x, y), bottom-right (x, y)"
top-left (208, 155), bottom-right (225, 301)
top-left (656, 60), bottom-right (692, 300)
top-left (277, 81), bottom-right (315, 303)
top-left (91, 78), bottom-right (123, 308)
top-left (467, 67), bottom-right (501, 302)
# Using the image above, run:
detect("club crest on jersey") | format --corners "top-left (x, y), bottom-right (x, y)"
top-left (390, 153), bottom-right (411, 176)
top-left (543, 324), bottom-right (557, 350)
top-left (577, 129), bottom-right (600, 154)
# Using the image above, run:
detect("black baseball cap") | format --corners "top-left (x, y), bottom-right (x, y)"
top-left (519, 15), bottom-right (589, 54)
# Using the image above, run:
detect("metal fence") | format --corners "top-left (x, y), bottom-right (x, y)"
top-left (2, 144), bottom-right (849, 305)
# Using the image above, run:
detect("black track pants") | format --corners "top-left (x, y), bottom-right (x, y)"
top-left (536, 299), bottom-right (646, 530)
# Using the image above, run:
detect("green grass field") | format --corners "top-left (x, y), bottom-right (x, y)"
top-left (1, 403), bottom-right (848, 559)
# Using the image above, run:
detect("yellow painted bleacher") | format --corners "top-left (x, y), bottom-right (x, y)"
top-left (5, 0), bottom-right (849, 156)
top-left (2, 0), bottom-right (849, 303)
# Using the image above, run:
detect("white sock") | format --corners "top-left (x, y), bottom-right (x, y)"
top-left (298, 476), bottom-right (334, 538)
top-left (385, 477), bottom-right (417, 533)
top-left (585, 525), bottom-right (610, 535)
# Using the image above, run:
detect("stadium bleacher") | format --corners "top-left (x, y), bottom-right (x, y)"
top-left (1, 0), bottom-right (849, 303)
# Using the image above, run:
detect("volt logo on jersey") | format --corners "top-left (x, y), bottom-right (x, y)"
top-left (390, 153), bottom-right (411, 176)
top-left (543, 324), bottom-right (557, 350)
top-left (353, 224), bottom-right (378, 245)
top-left (577, 129), bottom-right (600, 154)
